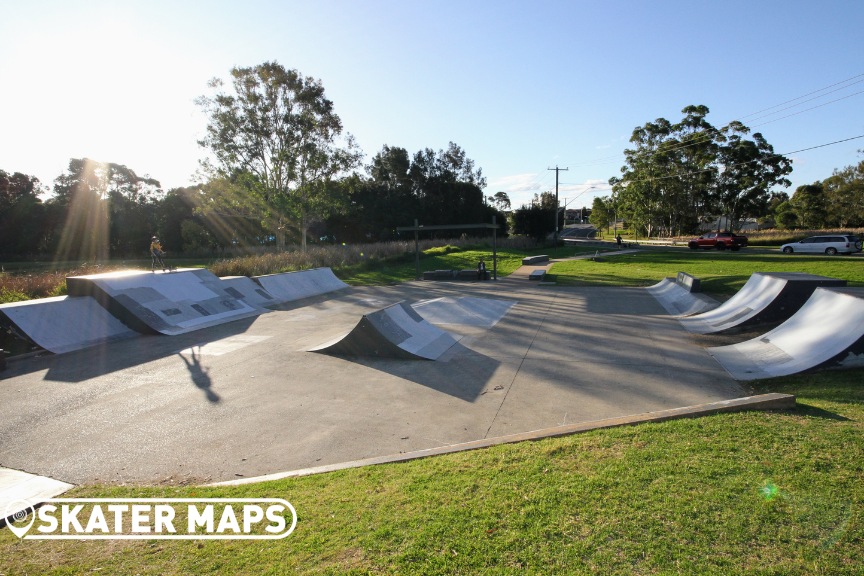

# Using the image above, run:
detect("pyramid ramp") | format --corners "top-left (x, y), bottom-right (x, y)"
top-left (254, 268), bottom-right (348, 305)
top-left (310, 302), bottom-right (460, 360)
top-left (708, 288), bottom-right (864, 380)
top-left (0, 296), bottom-right (137, 354)
top-left (678, 273), bottom-right (846, 334)
top-left (66, 269), bottom-right (263, 336)
top-left (646, 278), bottom-right (719, 317)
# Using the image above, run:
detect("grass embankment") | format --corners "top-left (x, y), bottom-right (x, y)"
top-left (1, 372), bottom-right (861, 574)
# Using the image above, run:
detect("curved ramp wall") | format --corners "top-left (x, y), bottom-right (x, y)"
top-left (708, 288), bottom-right (864, 380)
top-left (254, 268), bottom-right (348, 305)
top-left (646, 278), bottom-right (719, 317)
top-left (310, 302), bottom-right (460, 360)
top-left (678, 272), bottom-right (846, 334)
top-left (0, 296), bottom-right (137, 354)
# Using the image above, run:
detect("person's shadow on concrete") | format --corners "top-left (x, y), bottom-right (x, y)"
top-left (179, 348), bottom-right (220, 403)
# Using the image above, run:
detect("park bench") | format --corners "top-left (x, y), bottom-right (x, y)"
top-left (522, 255), bottom-right (549, 265)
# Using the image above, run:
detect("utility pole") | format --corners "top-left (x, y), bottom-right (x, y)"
top-left (548, 166), bottom-right (568, 243)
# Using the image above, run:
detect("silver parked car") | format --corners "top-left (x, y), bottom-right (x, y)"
top-left (780, 234), bottom-right (862, 255)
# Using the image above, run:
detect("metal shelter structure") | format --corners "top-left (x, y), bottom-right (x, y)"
top-left (397, 217), bottom-right (501, 280)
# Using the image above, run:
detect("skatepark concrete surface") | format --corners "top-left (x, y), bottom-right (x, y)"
top-left (0, 272), bottom-right (763, 491)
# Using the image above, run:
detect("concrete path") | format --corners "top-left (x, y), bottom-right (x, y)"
top-left (0, 276), bottom-right (749, 486)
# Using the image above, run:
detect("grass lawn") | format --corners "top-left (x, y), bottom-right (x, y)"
top-left (1, 373), bottom-right (861, 575)
top-left (548, 249), bottom-right (864, 295)
top-left (337, 244), bottom-right (602, 285)
top-left (2, 246), bottom-right (863, 574)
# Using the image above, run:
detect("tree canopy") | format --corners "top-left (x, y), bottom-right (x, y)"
top-left (609, 105), bottom-right (792, 236)
top-left (196, 61), bottom-right (362, 250)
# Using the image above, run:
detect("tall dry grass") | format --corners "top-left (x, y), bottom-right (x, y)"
top-left (744, 227), bottom-right (864, 245)
top-left (0, 264), bottom-right (124, 303)
top-left (208, 236), bottom-right (539, 277)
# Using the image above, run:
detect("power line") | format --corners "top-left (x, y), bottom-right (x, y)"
top-left (564, 72), bottom-right (864, 170)
top-left (616, 134), bottom-right (864, 186)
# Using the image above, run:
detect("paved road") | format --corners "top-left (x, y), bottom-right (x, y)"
top-left (0, 278), bottom-right (748, 485)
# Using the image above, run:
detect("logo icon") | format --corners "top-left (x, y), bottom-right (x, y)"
top-left (4, 499), bottom-right (36, 538)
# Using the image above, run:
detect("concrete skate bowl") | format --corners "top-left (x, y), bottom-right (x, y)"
top-left (254, 268), bottom-right (348, 305)
top-left (708, 287), bottom-right (864, 380)
top-left (66, 269), bottom-right (264, 336)
top-left (0, 296), bottom-right (137, 354)
top-left (678, 272), bottom-right (847, 334)
top-left (646, 278), bottom-right (719, 317)
top-left (310, 301), bottom-right (460, 360)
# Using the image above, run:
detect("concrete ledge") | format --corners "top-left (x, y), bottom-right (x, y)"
top-left (422, 270), bottom-right (455, 280)
top-left (522, 255), bottom-right (549, 265)
top-left (529, 270), bottom-right (546, 281)
top-left (209, 393), bottom-right (796, 486)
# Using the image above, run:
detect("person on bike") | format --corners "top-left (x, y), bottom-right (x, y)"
top-left (150, 236), bottom-right (166, 272)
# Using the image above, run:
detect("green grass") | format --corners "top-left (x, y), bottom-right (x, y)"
top-left (336, 244), bottom-right (600, 285)
top-left (549, 249), bottom-right (864, 295)
top-left (2, 372), bottom-right (861, 575)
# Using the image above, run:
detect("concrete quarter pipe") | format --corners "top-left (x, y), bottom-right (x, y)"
top-left (708, 287), bottom-right (864, 380)
top-left (310, 301), bottom-right (460, 360)
top-left (646, 278), bottom-right (719, 317)
top-left (678, 272), bottom-right (846, 334)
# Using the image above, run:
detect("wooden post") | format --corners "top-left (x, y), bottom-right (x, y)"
top-left (414, 218), bottom-right (420, 280)
top-left (492, 215), bottom-right (498, 280)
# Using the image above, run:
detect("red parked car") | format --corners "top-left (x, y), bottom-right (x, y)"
top-left (688, 231), bottom-right (748, 251)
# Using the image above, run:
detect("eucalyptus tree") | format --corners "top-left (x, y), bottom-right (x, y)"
top-left (611, 117), bottom-right (675, 236)
top-left (613, 105), bottom-right (791, 235)
top-left (822, 159), bottom-right (864, 227)
top-left (50, 158), bottom-right (161, 259)
top-left (791, 183), bottom-right (828, 228)
top-left (0, 170), bottom-right (47, 256)
top-left (713, 121), bottom-right (792, 229)
top-left (197, 61), bottom-right (361, 250)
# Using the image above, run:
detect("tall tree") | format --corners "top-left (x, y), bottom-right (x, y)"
top-left (0, 170), bottom-right (47, 256)
top-left (49, 158), bottom-right (161, 260)
top-left (713, 122), bottom-right (792, 229)
top-left (822, 159), bottom-right (864, 227)
top-left (612, 105), bottom-right (791, 236)
top-left (791, 183), bottom-right (827, 228)
top-left (197, 61), bottom-right (362, 250)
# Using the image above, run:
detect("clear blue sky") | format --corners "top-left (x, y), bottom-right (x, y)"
top-left (2, 0), bottom-right (862, 211)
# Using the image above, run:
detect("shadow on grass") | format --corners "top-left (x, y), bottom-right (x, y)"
top-left (791, 403), bottom-right (851, 421)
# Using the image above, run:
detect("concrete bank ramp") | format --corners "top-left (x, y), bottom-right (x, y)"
top-left (708, 288), bottom-right (864, 380)
top-left (646, 278), bottom-right (719, 317)
top-left (219, 276), bottom-right (278, 308)
top-left (412, 296), bottom-right (516, 328)
top-left (310, 302), bottom-right (460, 360)
top-left (679, 272), bottom-right (846, 334)
top-left (254, 267), bottom-right (348, 305)
top-left (66, 269), bottom-right (263, 336)
top-left (0, 296), bottom-right (137, 354)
